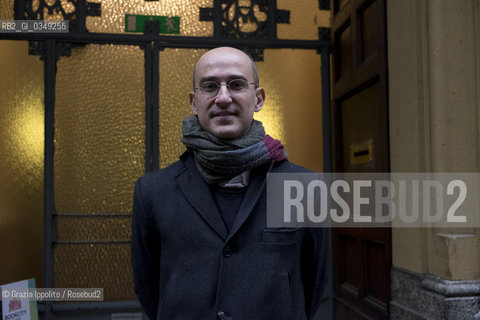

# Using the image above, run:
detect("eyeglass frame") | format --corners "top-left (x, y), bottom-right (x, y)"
top-left (193, 78), bottom-right (257, 97)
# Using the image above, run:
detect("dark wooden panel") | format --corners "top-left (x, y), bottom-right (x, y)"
top-left (334, 21), bottom-right (353, 83)
top-left (335, 227), bottom-right (388, 243)
top-left (365, 241), bottom-right (389, 312)
top-left (339, 81), bottom-right (388, 172)
top-left (341, 234), bottom-right (363, 294)
top-left (335, 301), bottom-right (350, 319)
top-left (333, 228), bottom-right (391, 319)
top-left (331, 0), bottom-right (386, 101)
top-left (358, 0), bottom-right (379, 64)
top-left (334, 0), bottom-right (352, 15)
top-left (335, 299), bottom-right (369, 320)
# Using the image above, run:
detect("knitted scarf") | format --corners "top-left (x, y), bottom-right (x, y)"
top-left (181, 115), bottom-right (287, 184)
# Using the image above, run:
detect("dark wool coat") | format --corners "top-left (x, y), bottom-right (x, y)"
top-left (131, 151), bottom-right (330, 320)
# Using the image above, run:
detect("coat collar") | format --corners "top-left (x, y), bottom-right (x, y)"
top-left (227, 162), bottom-right (273, 241)
top-left (175, 152), bottom-right (229, 240)
top-left (175, 152), bottom-right (275, 241)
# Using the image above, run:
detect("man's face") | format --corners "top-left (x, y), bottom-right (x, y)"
top-left (190, 47), bottom-right (265, 139)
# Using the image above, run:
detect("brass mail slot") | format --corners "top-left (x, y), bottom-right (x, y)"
top-left (350, 140), bottom-right (373, 165)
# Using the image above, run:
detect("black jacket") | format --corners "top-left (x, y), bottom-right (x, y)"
top-left (131, 152), bottom-right (330, 320)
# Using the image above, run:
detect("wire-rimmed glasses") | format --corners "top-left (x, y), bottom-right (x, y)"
top-left (194, 79), bottom-right (256, 97)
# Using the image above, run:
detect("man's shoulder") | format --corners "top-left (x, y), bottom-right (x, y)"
top-left (136, 152), bottom-right (191, 186)
top-left (272, 159), bottom-right (314, 173)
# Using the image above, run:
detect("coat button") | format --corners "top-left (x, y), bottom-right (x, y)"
top-left (217, 310), bottom-right (227, 319)
top-left (223, 245), bottom-right (233, 258)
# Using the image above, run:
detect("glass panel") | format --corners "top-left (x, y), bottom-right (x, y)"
top-left (159, 48), bottom-right (207, 168)
top-left (277, 0), bottom-right (330, 40)
top-left (158, 48), bottom-right (323, 172)
top-left (55, 44), bottom-right (145, 214)
top-left (57, 216), bottom-right (131, 242)
top-left (0, 0), bottom-right (14, 20)
top-left (0, 40), bottom-right (44, 285)
top-left (86, 0), bottom-right (213, 36)
top-left (54, 244), bottom-right (134, 301)
top-left (258, 49), bottom-right (323, 172)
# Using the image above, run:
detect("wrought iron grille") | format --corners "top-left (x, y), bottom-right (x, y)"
top-left (14, 0), bottom-right (101, 33)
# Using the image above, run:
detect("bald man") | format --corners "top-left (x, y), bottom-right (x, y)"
top-left (131, 47), bottom-right (330, 320)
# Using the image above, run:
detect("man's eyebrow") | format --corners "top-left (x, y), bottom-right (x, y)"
top-left (199, 75), bottom-right (248, 83)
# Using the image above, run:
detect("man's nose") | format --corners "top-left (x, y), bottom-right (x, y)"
top-left (215, 85), bottom-right (233, 105)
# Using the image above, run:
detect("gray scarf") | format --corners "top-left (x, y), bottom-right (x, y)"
top-left (181, 115), bottom-right (287, 184)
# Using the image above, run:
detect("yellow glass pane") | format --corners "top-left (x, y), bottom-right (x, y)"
top-left (56, 216), bottom-right (131, 242)
top-left (0, 0), bottom-right (14, 20)
top-left (86, 0), bottom-right (213, 36)
top-left (0, 40), bottom-right (44, 285)
top-left (54, 244), bottom-right (135, 301)
top-left (55, 44), bottom-right (145, 214)
top-left (277, 0), bottom-right (330, 40)
top-left (158, 48), bottom-right (207, 168)
top-left (257, 49), bottom-right (323, 172)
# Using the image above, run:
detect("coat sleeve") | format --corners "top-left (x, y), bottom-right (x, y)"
top-left (131, 178), bottom-right (161, 320)
top-left (301, 227), bottom-right (332, 319)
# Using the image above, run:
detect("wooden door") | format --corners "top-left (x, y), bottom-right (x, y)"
top-left (330, 0), bottom-right (391, 319)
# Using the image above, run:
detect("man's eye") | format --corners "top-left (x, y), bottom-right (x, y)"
top-left (202, 82), bottom-right (219, 92)
top-left (229, 80), bottom-right (246, 90)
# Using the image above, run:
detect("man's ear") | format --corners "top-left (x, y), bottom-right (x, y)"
top-left (189, 92), bottom-right (198, 114)
top-left (254, 87), bottom-right (265, 112)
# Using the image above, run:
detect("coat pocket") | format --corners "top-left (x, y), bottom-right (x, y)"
top-left (253, 271), bottom-right (296, 320)
top-left (260, 227), bottom-right (304, 244)
top-left (158, 268), bottom-right (217, 320)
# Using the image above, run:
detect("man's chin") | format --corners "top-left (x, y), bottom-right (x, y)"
top-left (209, 126), bottom-right (243, 140)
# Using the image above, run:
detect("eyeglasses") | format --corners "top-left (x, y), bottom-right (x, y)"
top-left (194, 79), bottom-right (256, 97)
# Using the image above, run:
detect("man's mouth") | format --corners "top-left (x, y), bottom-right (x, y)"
top-left (211, 111), bottom-right (237, 118)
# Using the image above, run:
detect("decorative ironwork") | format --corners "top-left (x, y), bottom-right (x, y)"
top-left (275, 9), bottom-right (290, 24)
top-left (14, 0), bottom-right (101, 33)
top-left (28, 40), bottom-right (71, 60)
top-left (144, 20), bottom-right (160, 36)
top-left (246, 47), bottom-right (263, 61)
top-left (319, 0), bottom-right (330, 10)
top-left (317, 27), bottom-right (330, 54)
top-left (200, 0), bottom-right (290, 61)
top-left (318, 27), bottom-right (330, 42)
top-left (28, 40), bottom-right (43, 57)
top-left (86, 2), bottom-right (101, 18)
top-left (220, 0), bottom-right (270, 40)
top-left (15, 0), bottom-right (98, 57)
top-left (56, 42), bottom-right (72, 60)
top-left (199, 7), bottom-right (213, 22)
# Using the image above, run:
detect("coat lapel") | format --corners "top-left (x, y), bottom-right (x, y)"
top-left (175, 154), bottom-right (228, 241)
top-left (227, 162), bottom-right (274, 240)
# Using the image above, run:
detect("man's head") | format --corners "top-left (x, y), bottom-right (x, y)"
top-left (190, 47), bottom-right (265, 139)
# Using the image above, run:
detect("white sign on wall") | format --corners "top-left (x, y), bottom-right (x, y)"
top-left (1, 278), bottom-right (38, 320)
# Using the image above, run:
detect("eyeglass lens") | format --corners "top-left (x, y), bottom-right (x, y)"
top-left (200, 79), bottom-right (250, 95)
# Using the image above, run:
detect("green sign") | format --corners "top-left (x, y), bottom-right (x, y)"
top-left (125, 14), bottom-right (180, 34)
